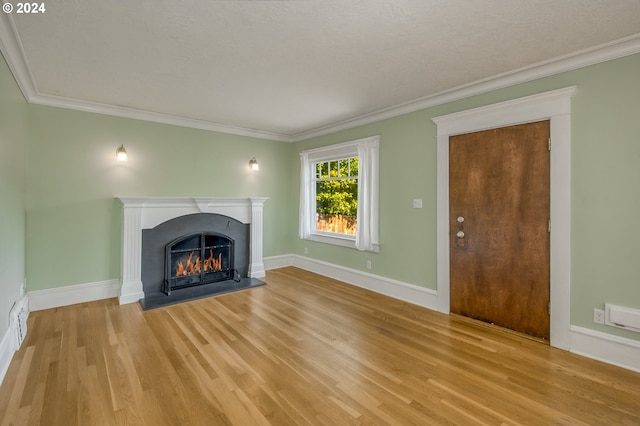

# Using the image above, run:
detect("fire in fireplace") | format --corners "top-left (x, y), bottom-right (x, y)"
top-left (164, 232), bottom-right (236, 295)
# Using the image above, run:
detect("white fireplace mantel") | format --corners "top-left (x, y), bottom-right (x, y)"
top-left (116, 197), bottom-right (268, 305)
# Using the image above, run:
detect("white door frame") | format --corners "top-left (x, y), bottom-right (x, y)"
top-left (432, 86), bottom-right (576, 349)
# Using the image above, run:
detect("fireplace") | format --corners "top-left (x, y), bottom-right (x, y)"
top-left (165, 232), bottom-right (235, 295)
top-left (116, 197), bottom-right (268, 307)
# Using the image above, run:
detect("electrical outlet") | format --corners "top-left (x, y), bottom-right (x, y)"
top-left (304, 247), bottom-right (308, 254)
top-left (366, 260), bottom-right (372, 270)
top-left (594, 308), bottom-right (605, 324)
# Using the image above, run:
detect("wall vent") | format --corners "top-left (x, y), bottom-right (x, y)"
top-left (605, 303), bottom-right (640, 333)
top-left (9, 301), bottom-right (28, 349)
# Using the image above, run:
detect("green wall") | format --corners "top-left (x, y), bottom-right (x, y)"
top-left (292, 53), bottom-right (640, 341)
top-left (567, 55), bottom-right (640, 338)
top-left (26, 106), bottom-right (293, 291)
top-left (0, 53), bottom-right (28, 333)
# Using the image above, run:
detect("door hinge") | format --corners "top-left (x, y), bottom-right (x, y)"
top-left (548, 302), bottom-right (551, 315)
top-left (548, 219), bottom-right (551, 233)
top-left (548, 138), bottom-right (551, 151)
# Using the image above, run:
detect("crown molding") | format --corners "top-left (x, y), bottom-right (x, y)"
top-left (1, 9), bottom-right (639, 144)
top-left (30, 92), bottom-right (295, 142)
top-left (0, 11), bottom-right (38, 100)
top-left (0, 11), bottom-right (295, 142)
top-left (291, 32), bottom-right (640, 141)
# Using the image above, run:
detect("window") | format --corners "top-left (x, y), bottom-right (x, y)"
top-left (315, 157), bottom-right (358, 236)
top-left (299, 136), bottom-right (380, 252)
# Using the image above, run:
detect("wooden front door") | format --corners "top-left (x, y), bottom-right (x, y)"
top-left (449, 120), bottom-right (550, 340)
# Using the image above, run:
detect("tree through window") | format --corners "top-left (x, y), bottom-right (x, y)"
top-left (315, 157), bottom-right (358, 235)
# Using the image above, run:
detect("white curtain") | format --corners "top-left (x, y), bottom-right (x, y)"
top-left (355, 138), bottom-right (379, 251)
top-left (298, 151), bottom-right (312, 239)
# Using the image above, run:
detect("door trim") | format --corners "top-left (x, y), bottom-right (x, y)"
top-left (433, 86), bottom-right (576, 350)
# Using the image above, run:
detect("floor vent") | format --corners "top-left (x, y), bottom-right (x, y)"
top-left (10, 301), bottom-right (28, 349)
top-left (605, 303), bottom-right (640, 333)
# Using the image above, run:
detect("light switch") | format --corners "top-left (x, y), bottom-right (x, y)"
top-left (413, 199), bottom-right (423, 209)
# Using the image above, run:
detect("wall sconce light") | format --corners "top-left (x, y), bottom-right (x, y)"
top-left (116, 144), bottom-right (128, 162)
top-left (249, 157), bottom-right (259, 171)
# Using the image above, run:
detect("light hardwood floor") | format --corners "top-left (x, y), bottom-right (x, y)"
top-left (1, 267), bottom-right (639, 425)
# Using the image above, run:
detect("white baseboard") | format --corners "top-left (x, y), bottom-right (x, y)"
top-left (263, 254), bottom-right (294, 271)
top-left (29, 279), bottom-right (120, 311)
top-left (569, 325), bottom-right (640, 373)
top-left (0, 295), bottom-right (29, 387)
top-left (0, 326), bottom-right (14, 388)
top-left (264, 254), bottom-right (439, 311)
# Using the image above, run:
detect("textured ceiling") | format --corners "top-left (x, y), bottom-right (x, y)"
top-left (3, 0), bottom-right (640, 140)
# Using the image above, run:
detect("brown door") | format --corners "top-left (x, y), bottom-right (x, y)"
top-left (449, 121), bottom-right (550, 340)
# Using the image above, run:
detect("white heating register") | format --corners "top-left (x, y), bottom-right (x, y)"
top-left (116, 197), bottom-right (268, 305)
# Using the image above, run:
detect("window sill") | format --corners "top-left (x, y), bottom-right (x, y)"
top-left (304, 233), bottom-right (380, 253)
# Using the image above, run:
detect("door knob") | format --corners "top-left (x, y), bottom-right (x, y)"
top-left (456, 231), bottom-right (465, 238)
top-left (457, 216), bottom-right (465, 223)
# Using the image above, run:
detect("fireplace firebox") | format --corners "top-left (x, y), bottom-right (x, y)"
top-left (164, 232), bottom-right (236, 295)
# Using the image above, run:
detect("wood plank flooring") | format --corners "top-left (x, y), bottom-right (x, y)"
top-left (1, 266), bottom-right (639, 425)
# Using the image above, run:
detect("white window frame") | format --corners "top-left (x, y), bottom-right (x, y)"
top-left (299, 136), bottom-right (380, 252)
